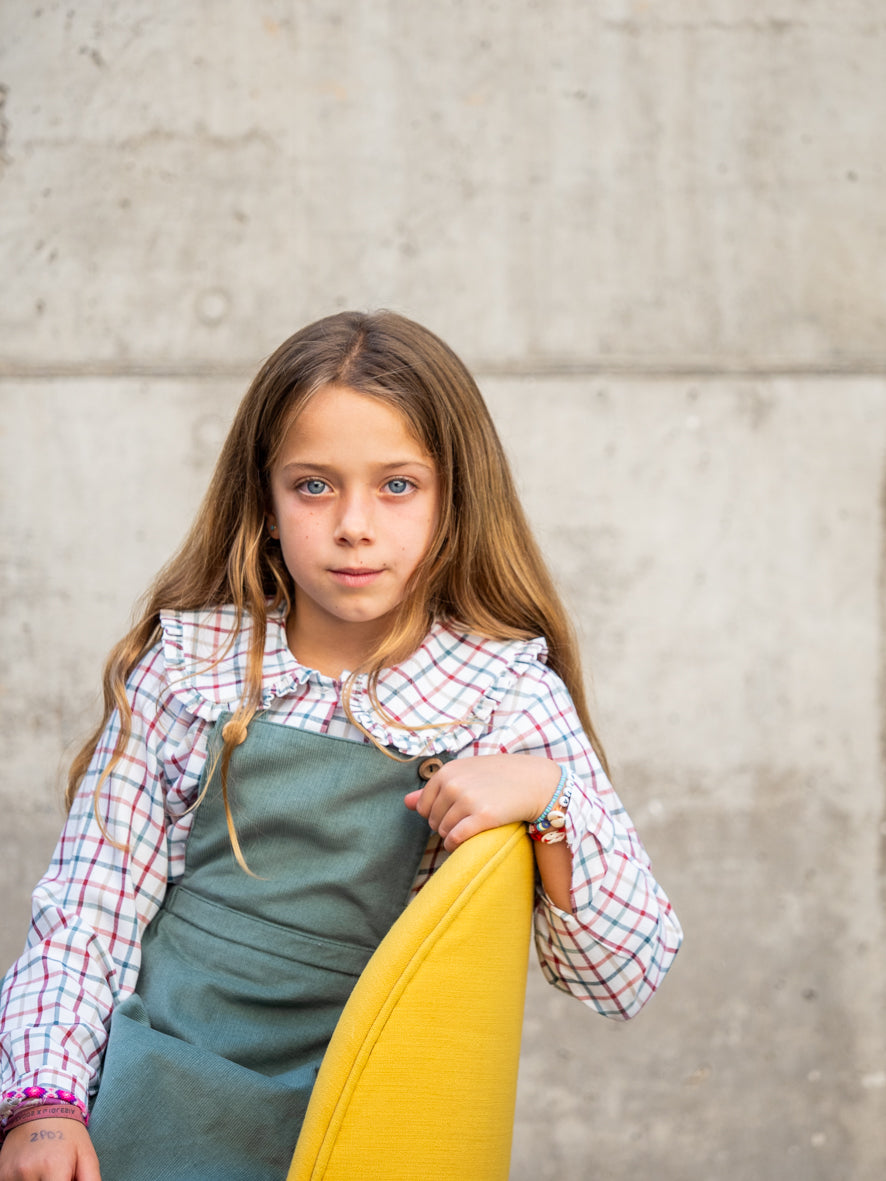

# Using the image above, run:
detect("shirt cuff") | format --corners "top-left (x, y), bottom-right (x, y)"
top-left (1, 1086), bottom-right (90, 1130)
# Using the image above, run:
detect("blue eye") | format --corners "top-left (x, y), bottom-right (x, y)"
top-left (301, 478), bottom-right (328, 495)
top-left (386, 477), bottom-right (412, 495)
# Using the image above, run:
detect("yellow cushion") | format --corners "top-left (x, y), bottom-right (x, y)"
top-left (287, 822), bottom-right (535, 1181)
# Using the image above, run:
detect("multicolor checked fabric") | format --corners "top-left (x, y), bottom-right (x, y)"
top-left (0, 606), bottom-right (682, 1123)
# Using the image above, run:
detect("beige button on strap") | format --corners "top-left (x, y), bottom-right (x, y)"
top-left (418, 757), bottom-right (443, 780)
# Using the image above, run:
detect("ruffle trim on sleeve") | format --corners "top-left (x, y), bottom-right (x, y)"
top-left (160, 605), bottom-right (308, 721)
top-left (345, 622), bottom-right (550, 756)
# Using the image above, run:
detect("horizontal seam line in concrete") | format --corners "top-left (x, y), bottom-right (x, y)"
top-left (1, 362), bottom-right (886, 381)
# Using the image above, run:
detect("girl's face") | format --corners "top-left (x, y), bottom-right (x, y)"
top-left (268, 384), bottom-right (440, 675)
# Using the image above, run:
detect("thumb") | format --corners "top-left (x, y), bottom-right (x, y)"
top-left (403, 789), bottom-right (422, 811)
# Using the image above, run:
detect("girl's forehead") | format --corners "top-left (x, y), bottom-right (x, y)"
top-left (275, 384), bottom-right (433, 462)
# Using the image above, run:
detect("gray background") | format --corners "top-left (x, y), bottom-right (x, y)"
top-left (1, 3), bottom-right (884, 1178)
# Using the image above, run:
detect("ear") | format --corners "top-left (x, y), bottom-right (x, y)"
top-left (266, 515), bottom-right (278, 536)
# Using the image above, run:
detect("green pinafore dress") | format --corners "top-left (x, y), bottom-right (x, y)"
top-left (88, 716), bottom-right (435, 1181)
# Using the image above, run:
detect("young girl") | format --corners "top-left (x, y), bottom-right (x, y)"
top-left (0, 310), bottom-right (681, 1180)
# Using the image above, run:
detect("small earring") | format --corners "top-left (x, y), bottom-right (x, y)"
top-left (268, 522), bottom-right (277, 534)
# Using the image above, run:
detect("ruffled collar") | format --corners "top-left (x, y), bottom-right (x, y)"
top-left (161, 604), bottom-right (548, 754)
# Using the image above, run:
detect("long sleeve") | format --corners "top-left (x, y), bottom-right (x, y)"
top-left (0, 645), bottom-right (206, 1118)
top-left (474, 662), bottom-right (682, 1019)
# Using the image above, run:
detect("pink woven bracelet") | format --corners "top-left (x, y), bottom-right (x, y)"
top-left (2, 1103), bottom-right (86, 1138)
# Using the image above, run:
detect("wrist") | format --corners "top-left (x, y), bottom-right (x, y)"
top-left (1, 1102), bottom-right (88, 1144)
top-left (528, 765), bottom-right (572, 844)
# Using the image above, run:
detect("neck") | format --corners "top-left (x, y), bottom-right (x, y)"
top-left (285, 612), bottom-right (388, 678)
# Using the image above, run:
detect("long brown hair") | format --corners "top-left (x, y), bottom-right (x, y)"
top-left (69, 310), bottom-right (608, 859)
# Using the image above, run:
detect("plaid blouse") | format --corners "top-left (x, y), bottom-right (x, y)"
top-left (0, 607), bottom-right (682, 1122)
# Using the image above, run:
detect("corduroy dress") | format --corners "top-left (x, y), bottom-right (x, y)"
top-left (88, 715), bottom-right (433, 1181)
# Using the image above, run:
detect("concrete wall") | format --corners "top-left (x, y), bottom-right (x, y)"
top-left (1, 4), bottom-right (884, 1178)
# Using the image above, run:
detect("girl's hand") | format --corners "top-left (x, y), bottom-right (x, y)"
top-left (0, 1120), bottom-right (101, 1181)
top-left (405, 753), bottom-right (575, 912)
top-left (404, 753), bottom-right (561, 852)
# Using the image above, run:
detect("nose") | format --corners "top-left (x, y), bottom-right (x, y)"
top-left (334, 489), bottom-right (374, 545)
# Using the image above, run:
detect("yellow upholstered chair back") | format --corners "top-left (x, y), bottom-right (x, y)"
top-left (287, 821), bottom-right (535, 1181)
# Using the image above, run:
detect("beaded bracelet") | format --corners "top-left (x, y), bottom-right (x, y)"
top-left (527, 768), bottom-right (572, 844)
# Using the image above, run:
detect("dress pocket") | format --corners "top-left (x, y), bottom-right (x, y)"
top-left (89, 995), bottom-right (317, 1181)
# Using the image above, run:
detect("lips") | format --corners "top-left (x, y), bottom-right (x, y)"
top-left (329, 568), bottom-right (385, 587)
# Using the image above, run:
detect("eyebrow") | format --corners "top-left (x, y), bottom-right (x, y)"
top-left (280, 459), bottom-right (436, 475)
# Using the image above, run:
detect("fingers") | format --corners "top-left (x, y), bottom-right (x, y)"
top-left (405, 786), bottom-right (467, 839)
top-left (406, 762), bottom-right (503, 850)
top-left (437, 811), bottom-right (488, 852)
top-left (405, 754), bottom-right (562, 852)
top-left (409, 766), bottom-right (463, 834)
